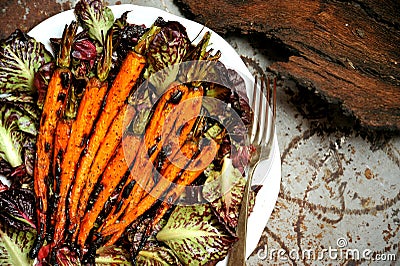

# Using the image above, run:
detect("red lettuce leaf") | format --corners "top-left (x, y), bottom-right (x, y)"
top-left (0, 188), bottom-right (36, 230)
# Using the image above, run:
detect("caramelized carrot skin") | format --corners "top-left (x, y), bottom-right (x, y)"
top-left (100, 86), bottom-right (207, 244)
top-left (52, 78), bottom-right (108, 246)
top-left (70, 105), bottom-right (136, 240)
top-left (76, 133), bottom-right (141, 248)
top-left (99, 84), bottom-right (192, 232)
top-left (103, 141), bottom-right (219, 246)
top-left (69, 52), bottom-right (146, 228)
top-left (47, 119), bottom-right (71, 236)
top-left (33, 68), bottom-right (71, 244)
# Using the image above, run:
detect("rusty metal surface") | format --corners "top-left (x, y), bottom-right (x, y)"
top-left (1, 0), bottom-right (399, 265)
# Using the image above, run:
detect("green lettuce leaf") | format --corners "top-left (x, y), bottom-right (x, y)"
top-left (74, 0), bottom-right (114, 45)
top-left (0, 103), bottom-right (38, 168)
top-left (95, 246), bottom-right (131, 265)
top-left (0, 30), bottom-right (53, 94)
top-left (202, 156), bottom-right (246, 231)
top-left (137, 245), bottom-right (183, 266)
top-left (0, 223), bottom-right (35, 266)
top-left (156, 204), bottom-right (236, 265)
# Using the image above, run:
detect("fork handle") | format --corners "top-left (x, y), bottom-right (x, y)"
top-left (226, 170), bottom-right (253, 266)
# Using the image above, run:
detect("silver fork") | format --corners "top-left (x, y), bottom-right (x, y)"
top-left (227, 75), bottom-right (277, 266)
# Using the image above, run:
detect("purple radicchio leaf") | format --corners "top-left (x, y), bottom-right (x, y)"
top-left (0, 29), bottom-right (53, 95)
top-left (127, 215), bottom-right (182, 265)
top-left (156, 203), bottom-right (236, 265)
top-left (227, 68), bottom-right (252, 127)
top-left (0, 179), bottom-right (8, 193)
top-left (74, 0), bottom-right (114, 46)
top-left (70, 37), bottom-right (98, 79)
top-left (54, 246), bottom-right (81, 266)
top-left (145, 19), bottom-right (191, 95)
top-left (202, 157), bottom-right (258, 234)
top-left (0, 158), bottom-right (12, 179)
top-left (0, 222), bottom-right (36, 265)
top-left (33, 61), bottom-right (55, 110)
top-left (95, 245), bottom-right (131, 265)
top-left (72, 39), bottom-right (97, 61)
top-left (202, 157), bottom-right (246, 232)
top-left (0, 188), bottom-right (36, 230)
top-left (136, 244), bottom-right (183, 266)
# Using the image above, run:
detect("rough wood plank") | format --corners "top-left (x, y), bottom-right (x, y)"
top-left (174, 0), bottom-right (400, 131)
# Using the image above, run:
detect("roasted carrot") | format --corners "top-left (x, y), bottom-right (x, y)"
top-left (68, 51), bottom-right (146, 230)
top-left (76, 132), bottom-right (141, 248)
top-left (101, 138), bottom-right (198, 239)
top-left (98, 84), bottom-right (192, 232)
top-left (30, 22), bottom-right (78, 257)
top-left (149, 137), bottom-right (220, 232)
top-left (83, 117), bottom-right (197, 246)
top-left (51, 78), bottom-right (108, 246)
top-left (47, 119), bottom-right (71, 237)
top-left (103, 138), bottom-right (219, 246)
top-left (100, 86), bottom-right (204, 239)
top-left (32, 67), bottom-right (72, 250)
top-left (127, 86), bottom-right (205, 204)
top-left (69, 104), bottom-right (136, 238)
top-left (52, 121), bottom-right (71, 188)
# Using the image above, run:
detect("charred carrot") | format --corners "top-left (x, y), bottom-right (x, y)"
top-left (98, 84), bottom-right (192, 232)
top-left (33, 68), bottom-right (72, 248)
top-left (52, 121), bottom-right (71, 189)
top-left (149, 137), bottom-right (220, 231)
top-left (104, 138), bottom-right (219, 245)
top-left (76, 132), bottom-right (141, 248)
top-left (126, 86), bottom-right (205, 207)
top-left (69, 104), bottom-right (136, 238)
top-left (71, 104), bottom-right (140, 242)
top-left (68, 51), bottom-right (146, 230)
top-left (30, 22), bottom-right (78, 257)
top-left (101, 138), bottom-right (198, 240)
top-left (84, 115), bottom-right (197, 245)
top-left (100, 86), bottom-right (204, 238)
top-left (51, 78), bottom-right (108, 246)
top-left (47, 119), bottom-right (71, 236)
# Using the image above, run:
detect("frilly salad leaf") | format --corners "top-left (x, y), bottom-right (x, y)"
top-left (0, 223), bottom-right (36, 266)
top-left (95, 246), bottom-right (131, 265)
top-left (0, 158), bottom-right (12, 179)
top-left (145, 18), bottom-right (190, 94)
top-left (74, 0), bottom-right (114, 45)
top-left (53, 247), bottom-right (81, 266)
top-left (202, 157), bottom-right (246, 232)
top-left (0, 103), bottom-right (38, 169)
top-left (0, 29), bottom-right (53, 95)
top-left (156, 204), bottom-right (236, 265)
top-left (137, 245), bottom-right (183, 266)
top-left (0, 188), bottom-right (36, 231)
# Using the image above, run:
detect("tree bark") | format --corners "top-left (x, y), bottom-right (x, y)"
top-left (175, 0), bottom-right (400, 131)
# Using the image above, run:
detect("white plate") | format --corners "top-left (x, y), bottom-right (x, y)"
top-left (28, 4), bottom-right (281, 264)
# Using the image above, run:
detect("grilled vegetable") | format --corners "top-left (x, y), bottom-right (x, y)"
top-left (52, 78), bottom-right (108, 246)
top-left (68, 50), bottom-right (146, 233)
top-left (76, 132), bottom-right (140, 248)
top-left (99, 83), bottom-right (191, 235)
top-left (101, 86), bottom-right (205, 244)
top-left (31, 21), bottom-right (77, 257)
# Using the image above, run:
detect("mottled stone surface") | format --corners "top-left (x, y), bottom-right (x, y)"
top-left (1, 1), bottom-right (398, 265)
